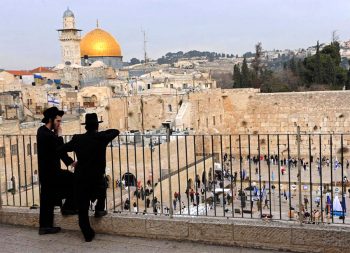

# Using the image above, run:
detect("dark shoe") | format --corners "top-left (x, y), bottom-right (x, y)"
top-left (95, 210), bottom-right (107, 218)
top-left (39, 227), bottom-right (61, 235)
top-left (61, 209), bottom-right (79, 216)
top-left (84, 230), bottom-right (95, 242)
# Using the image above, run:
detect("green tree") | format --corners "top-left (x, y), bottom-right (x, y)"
top-left (252, 42), bottom-right (263, 77)
top-left (290, 40), bottom-right (346, 88)
top-left (323, 55), bottom-right (335, 85)
top-left (233, 64), bottom-right (242, 87)
top-left (314, 41), bottom-right (322, 83)
top-left (241, 57), bottom-right (251, 87)
top-left (283, 62), bottom-right (287, 70)
top-left (346, 60), bottom-right (350, 89)
top-left (289, 57), bottom-right (297, 74)
top-left (322, 41), bottom-right (341, 65)
top-left (130, 58), bottom-right (140, 65)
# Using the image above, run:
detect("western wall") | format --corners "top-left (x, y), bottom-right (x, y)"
top-left (184, 89), bottom-right (350, 158)
top-left (106, 88), bottom-right (350, 158)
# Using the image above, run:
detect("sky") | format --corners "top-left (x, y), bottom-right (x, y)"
top-left (1, 0), bottom-right (350, 69)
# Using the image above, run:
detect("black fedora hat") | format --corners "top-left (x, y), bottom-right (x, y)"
top-left (81, 113), bottom-right (103, 125)
top-left (41, 107), bottom-right (64, 123)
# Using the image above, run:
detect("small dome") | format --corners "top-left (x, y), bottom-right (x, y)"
top-left (71, 63), bottom-right (82, 68)
top-left (63, 8), bottom-right (74, 18)
top-left (90, 61), bottom-right (106, 68)
top-left (54, 63), bottom-right (65, 70)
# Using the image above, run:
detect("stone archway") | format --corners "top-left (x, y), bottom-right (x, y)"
top-left (122, 172), bottom-right (136, 187)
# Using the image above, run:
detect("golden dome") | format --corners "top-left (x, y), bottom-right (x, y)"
top-left (80, 28), bottom-right (122, 57)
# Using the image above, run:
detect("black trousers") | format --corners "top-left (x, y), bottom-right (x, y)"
top-left (78, 186), bottom-right (94, 239)
top-left (77, 177), bottom-right (106, 238)
top-left (95, 185), bottom-right (106, 211)
top-left (39, 170), bottom-right (76, 228)
top-left (58, 170), bottom-right (77, 211)
top-left (91, 175), bottom-right (107, 211)
top-left (39, 185), bottom-right (55, 228)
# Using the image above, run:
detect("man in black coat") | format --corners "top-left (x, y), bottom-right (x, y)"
top-left (37, 107), bottom-right (77, 235)
top-left (58, 113), bottom-right (119, 242)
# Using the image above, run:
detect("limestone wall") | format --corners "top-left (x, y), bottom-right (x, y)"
top-left (108, 94), bottom-right (183, 131)
top-left (224, 90), bottom-right (350, 134)
top-left (221, 90), bottom-right (350, 156)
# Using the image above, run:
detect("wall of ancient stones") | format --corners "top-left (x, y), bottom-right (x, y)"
top-left (221, 89), bottom-right (350, 157)
top-left (108, 94), bottom-right (183, 131)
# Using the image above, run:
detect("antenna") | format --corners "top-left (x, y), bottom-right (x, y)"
top-left (96, 19), bottom-right (99, 28)
top-left (332, 30), bottom-right (339, 43)
top-left (141, 28), bottom-right (147, 64)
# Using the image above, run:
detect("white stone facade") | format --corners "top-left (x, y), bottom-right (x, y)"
top-left (58, 9), bottom-right (81, 65)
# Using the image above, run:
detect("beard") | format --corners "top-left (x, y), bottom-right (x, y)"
top-left (49, 121), bottom-right (57, 131)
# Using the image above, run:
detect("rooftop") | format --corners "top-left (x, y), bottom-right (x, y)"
top-left (6, 70), bottom-right (32, 76)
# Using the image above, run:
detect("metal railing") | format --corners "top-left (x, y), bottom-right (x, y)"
top-left (0, 131), bottom-right (349, 225)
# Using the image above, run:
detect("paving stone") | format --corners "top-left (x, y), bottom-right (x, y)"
top-left (0, 224), bottom-right (282, 253)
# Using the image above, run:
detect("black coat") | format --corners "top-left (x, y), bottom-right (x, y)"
top-left (37, 125), bottom-right (74, 186)
top-left (57, 129), bottom-right (119, 182)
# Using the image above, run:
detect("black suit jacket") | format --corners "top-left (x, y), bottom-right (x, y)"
top-left (57, 129), bottom-right (119, 181)
top-left (37, 125), bottom-right (74, 186)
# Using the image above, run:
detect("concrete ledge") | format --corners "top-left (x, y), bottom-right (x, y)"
top-left (0, 207), bottom-right (349, 253)
top-left (189, 219), bottom-right (233, 243)
top-left (112, 216), bottom-right (146, 236)
top-left (146, 218), bottom-right (189, 239)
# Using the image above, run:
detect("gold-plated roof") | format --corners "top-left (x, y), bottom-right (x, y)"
top-left (80, 28), bottom-right (122, 57)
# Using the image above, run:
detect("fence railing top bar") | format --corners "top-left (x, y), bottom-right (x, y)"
top-left (96, 133), bottom-right (350, 137)
top-left (1, 133), bottom-right (350, 138)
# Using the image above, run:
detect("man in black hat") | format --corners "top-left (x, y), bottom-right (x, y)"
top-left (58, 113), bottom-right (119, 242)
top-left (37, 107), bottom-right (77, 235)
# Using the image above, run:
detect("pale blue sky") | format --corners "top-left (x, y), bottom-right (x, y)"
top-left (1, 0), bottom-right (350, 69)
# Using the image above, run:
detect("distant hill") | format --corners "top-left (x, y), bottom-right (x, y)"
top-left (156, 50), bottom-right (235, 64)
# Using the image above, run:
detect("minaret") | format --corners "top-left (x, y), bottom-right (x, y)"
top-left (57, 8), bottom-right (82, 65)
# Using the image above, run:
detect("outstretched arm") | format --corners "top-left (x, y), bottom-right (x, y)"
top-left (57, 136), bottom-right (76, 166)
top-left (100, 129), bottom-right (120, 144)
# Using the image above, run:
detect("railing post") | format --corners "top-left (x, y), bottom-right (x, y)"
top-left (297, 126), bottom-right (302, 225)
top-left (0, 165), bottom-right (2, 209)
top-left (0, 137), bottom-right (2, 209)
top-left (165, 126), bottom-right (173, 218)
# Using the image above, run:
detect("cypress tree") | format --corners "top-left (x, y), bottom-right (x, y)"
top-left (233, 64), bottom-right (242, 87)
top-left (241, 57), bottom-right (251, 87)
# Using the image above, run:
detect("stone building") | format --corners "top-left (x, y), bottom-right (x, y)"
top-left (57, 8), bottom-right (82, 66)
top-left (0, 71), bottom-right (22, 92)
top-left (30, 67), bottom-right (58, 85)
top-left (137, 70), bottom-right (216, 92)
